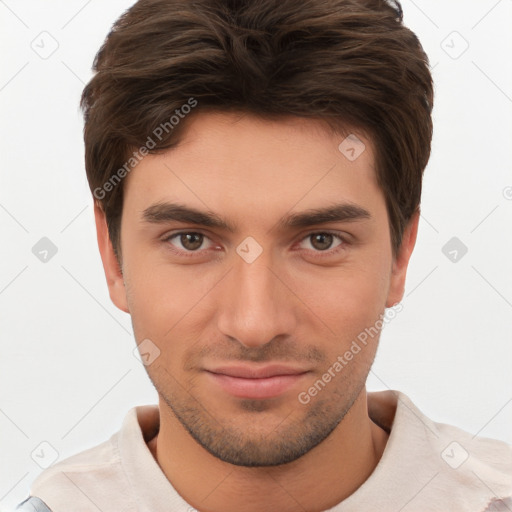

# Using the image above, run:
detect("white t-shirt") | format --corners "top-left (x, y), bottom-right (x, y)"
top-left (20, 390), bottom-right (512, 511)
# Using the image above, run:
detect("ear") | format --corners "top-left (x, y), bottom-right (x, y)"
top-left (385, 209), bottom-right (420, 307)
top-left (94, 202), bottom-right (129, 313)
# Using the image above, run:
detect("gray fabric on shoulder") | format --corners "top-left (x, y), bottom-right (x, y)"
top-left (15, 496), bottom-right (53, 512)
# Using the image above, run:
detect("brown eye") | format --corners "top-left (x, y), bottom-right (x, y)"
top-left (179, 233), bottom-right (204, 251)
top-left (297, 231), bottom-right (345, 254)
top-left (165, 232), bottom-right (214, 254)
top-left (310, 233), bottom-right (334, 251)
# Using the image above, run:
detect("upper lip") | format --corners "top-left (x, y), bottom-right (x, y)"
top-left (205, 364), bottom-right (310, 379)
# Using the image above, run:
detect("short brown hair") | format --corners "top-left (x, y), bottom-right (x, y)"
top-left (80, 0), bottom-right (433, 261)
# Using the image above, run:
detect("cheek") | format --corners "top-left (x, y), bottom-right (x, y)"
top-left (122, 243), bottom-right (175, 340)
top-left (122, 248), bottom-right (221, 344)
top-left (125, 269), bottom-right (180, 341)
top-left (294, 259), bottom-right (391, 346)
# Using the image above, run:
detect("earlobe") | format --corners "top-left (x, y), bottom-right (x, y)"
top-left (385, 209), bottom-right (420, 308)
top-left (94, 202), bottom-right (130, 313)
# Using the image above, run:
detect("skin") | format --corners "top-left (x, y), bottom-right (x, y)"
top-left (95, 111), bottom-right (419, 512)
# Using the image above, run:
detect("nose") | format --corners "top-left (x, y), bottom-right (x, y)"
top-left (216, 250), bottom-right (297, 349)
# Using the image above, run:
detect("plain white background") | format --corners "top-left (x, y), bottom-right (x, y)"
top-left (1, 0), bottom-right (511, 508)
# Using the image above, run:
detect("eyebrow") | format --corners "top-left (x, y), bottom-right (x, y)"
top-left (141, 201), bottom-right (371, 233)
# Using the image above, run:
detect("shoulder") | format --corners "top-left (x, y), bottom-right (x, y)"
top-left (12, 437), bottom-right (124, 512)
top-left (28, 433), bottom-right (130, 509)
top-left (397, 391), bottom-right (512, 510)
top-left (431, 416), bottom-right (512, 504)
top-left (365, 390), bottom-right (512, 510)
top-left (23, 407), bottom-right (148, 512)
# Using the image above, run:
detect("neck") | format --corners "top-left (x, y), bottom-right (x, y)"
top-left (147, 388), bottom-right (388, 512)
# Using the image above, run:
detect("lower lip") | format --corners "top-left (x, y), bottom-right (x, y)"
top-left (206, 372), bottom-right (309, 399)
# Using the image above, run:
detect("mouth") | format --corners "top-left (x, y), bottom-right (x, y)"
top-left (204, 364), bottom-right (311, 400)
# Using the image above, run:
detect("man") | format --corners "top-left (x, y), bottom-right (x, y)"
top-left (16, 0), bottom-right (512, 510)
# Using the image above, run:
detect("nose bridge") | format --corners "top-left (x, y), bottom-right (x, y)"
top-left (216, 248), bottom-right (296, 348)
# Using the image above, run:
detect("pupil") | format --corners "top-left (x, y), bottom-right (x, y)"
top-left (182, 233), bottom-right (202, 250)
top-left (313, 233), bottom-right (332, 251)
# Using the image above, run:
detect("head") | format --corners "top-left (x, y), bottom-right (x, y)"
top-left (83, 0), bottom-right (433, 466)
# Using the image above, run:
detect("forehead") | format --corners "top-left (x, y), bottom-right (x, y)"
top-left (122, 111), bottom-right (384, 226)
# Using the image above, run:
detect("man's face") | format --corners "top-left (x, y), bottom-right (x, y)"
top-left (106, 111), bottom-right (412, 466)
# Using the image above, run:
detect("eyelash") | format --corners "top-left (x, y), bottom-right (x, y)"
top-left (161, 230), bottom-right (349, 259)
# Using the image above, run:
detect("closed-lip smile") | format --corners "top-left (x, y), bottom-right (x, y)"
top-left (204, 364), bottom-right (310, 399)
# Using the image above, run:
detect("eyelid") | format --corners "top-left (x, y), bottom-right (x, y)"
top-left (162, 229), bottom-right (350, 257)
top-left (162, 230), bottom-right (217, 254)
top-left (295, 230), bottom-right (349, 256)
